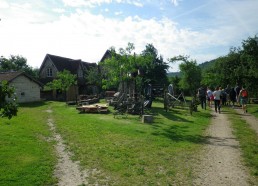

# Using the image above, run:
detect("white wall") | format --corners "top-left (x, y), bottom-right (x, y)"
top-left (10, 75), bottom-right (41, 103)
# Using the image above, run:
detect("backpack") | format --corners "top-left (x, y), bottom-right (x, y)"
top-left (241, 90), bottom-right (248, 97)
top-left (199, 88), bottom-right (206, 97)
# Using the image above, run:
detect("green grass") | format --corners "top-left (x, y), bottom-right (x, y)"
top-left (225, 106), bottom-right (258, 183)
top-left (0, 102), bottom-right (57, 186)
top-left (0, 100), bottom-right (215, 185)
top-left (247, 103), bottom-right (258, 118)
top-left (51, 101), bottom-right (211, 185)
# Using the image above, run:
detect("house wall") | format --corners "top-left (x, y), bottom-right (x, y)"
top-left (11, 76), bottom-right (41, 103)
top-left (39, 58), bottom-right (58, 78)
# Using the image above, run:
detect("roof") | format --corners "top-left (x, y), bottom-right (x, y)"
top-left (39, 54), bottom-right (97, 74)
top-left (0, 71), bottom-right (43, 86)
top-left (99, 50), bottom-right (112, 62)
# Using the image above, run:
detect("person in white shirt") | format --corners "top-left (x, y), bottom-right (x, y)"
top-left (206, 87), bottom-right (213, 108)
top-left (213, 86), bottom-right (222, 113)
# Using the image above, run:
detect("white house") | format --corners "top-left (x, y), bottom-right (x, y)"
top-left (0, 71), bottom-right (42, 103)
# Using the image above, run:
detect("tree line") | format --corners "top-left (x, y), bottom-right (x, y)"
top-left (1, 35), bottom-right (258, 118)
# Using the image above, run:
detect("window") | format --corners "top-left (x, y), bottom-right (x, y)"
top-left (47, 68), bottom-right (53, 77)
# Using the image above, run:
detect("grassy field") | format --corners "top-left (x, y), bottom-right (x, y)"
top-left (51, 100), bottom-right (211, 185)
top-left (0, 102), bottom-right (57, 186)
top-left (1, 101), bottom-right (257, 185)
top-left (248, 104), bottom-right (258, 118)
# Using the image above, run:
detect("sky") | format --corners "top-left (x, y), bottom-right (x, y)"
top-left (0, 0), bottom-right (258, 72)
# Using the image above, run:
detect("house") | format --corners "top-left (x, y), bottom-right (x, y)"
top-left (39, 54), bottom-right (97, 101)
top-left (0, 71), bottom-right (42, 103)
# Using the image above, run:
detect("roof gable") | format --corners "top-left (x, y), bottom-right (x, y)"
top-left (0, 71), bottom-right (43, 86)
top-left (39, 54), bottom-right (96, 74)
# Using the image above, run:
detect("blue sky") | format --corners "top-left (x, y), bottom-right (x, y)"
top-left (0, 0), bottom-right (257, 72)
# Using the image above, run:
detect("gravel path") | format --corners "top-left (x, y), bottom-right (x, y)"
top-left (193, 110), bottom-right (251, 186)
top-left (46, 109), bottom-right (89, 186)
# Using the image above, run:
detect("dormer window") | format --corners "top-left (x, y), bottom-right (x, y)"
top-left (47, 68), bottom-right (53, 77)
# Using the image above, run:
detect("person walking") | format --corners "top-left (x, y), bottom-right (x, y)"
top-left (229, 87), bottom-right (237, 108)
top-left (213, 86), bottom-right (222, 113)
top-left (198, 85), bottom-right (207, 110)
top-left (206, 87), bottom-right (213, 108)
top-left (239, 86), bottom-right (248, 113)
top-left (235, 84), bottom-right (241, 106)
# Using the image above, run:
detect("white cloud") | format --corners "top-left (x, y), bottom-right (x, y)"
top-left (0, 0), bottom-right (9, 9)
top-left (52, 8), bottom-right (66, 13)
top-left (1, 0), bottom-right (258, 72)
top-left (62, 0), bottom-right (142, 7)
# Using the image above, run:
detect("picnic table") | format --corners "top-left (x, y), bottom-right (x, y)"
top-left (76, 104), bottom-right (109, 113)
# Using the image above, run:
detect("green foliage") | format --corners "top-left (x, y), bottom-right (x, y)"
top-left (45, 70), bottom-right (76, 91)
top-left (85, 66), bottom-right (101, 87)
top-left (100, 43), bottom-right (169, 91)
top-left (0, 81), bottom-right (18, 119)
top-left (169, 55), bottom-right (201, 95)
top-left (0, 55), bottom-right (39, 79)
top-left (141, 44), bottom-right (169, 85)
top-left (201, 35), bottom-right (258, 96)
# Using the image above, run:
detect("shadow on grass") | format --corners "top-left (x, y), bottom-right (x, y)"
top-left (18, 101), bottom-right (47, 108)
top-left (152, 125), bottom-right (207, 144)
top-left (151, 106), bottom-right (193, 123)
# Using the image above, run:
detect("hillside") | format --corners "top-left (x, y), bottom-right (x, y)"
top-left (167, 59), bottom-right (217, 77)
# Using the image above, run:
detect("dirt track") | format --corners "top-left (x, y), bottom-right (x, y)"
top-left (193, 110), bottom-right (252, 186)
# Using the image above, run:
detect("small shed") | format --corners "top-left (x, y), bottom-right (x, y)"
top-left (0, 71), bottom-right (42, 103)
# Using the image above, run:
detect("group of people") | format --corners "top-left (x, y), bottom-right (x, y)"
top-left (197, 84), bottom-right (248, 113)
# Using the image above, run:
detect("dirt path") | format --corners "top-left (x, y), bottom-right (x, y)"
top-left (193, 110), bottom-right (251, 186)
top-left (46, 109), bottom-right (89, 186)
top-left (234, 107), bottom-right (258, 136)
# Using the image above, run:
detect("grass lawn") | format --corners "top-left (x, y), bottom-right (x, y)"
top-left (0, 102), bottom-right (57, 186)
top-left (1, 100), bottom-right (258, 185)
top-left (51, 100), bottom-right (211, 185)
top-left (247, 103), bottom-right (258, 119)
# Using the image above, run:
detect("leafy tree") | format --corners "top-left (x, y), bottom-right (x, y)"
top-left (140, 44), bottom-right (169, 86)
top-left (168, 75), bottom-right (180, 95)
top-left (0, 81), bottom-right (18, 119)
top-left (100, 43), bottom-right (153, 92)
top-left (45, 70), bottom-right (77, 100)
top-left (201, 35), bottom-right (258, 96)
top-left (169, 55), bottom-right (201, 95)
top-left (85, 66), bottom-right (102, 93)
top-left (0, 55), bottom-right (38, 79)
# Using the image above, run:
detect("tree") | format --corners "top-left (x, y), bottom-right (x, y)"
top-left (169, 55), bottom-right (201, 95)
top-left (141, 44), bottom-right (169, 86)
top-left (85, 66), bottom-right (102, 93)
top-left (100, 43), bottom-right (152, 92)
top-left (0, 55), bottom-right (38, 79)
top-left (201, 35), bottom-right (258, 96)
top-left (0, 81), bottom-right (18, 119)
top-left (45, 70), bottom-right (77, 100)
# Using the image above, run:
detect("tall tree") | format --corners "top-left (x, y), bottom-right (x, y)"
top-left (141, 44), bottom-right (169, 86)
top-left (0, 55), bottom-right (38, 79)
top-left (169, 55), bottom-right (201, 95)
top-left (0, 81), bottom-right (18, 119)
top-left (100, 43), bottom-right (153, 92)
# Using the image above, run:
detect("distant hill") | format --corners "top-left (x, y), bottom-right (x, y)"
top-left (167, 59), bottom-right (217, 77)
top-left (167, 71), bottom-right (181, 77)
top-left (198, 59), bottom-right (216, 71)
